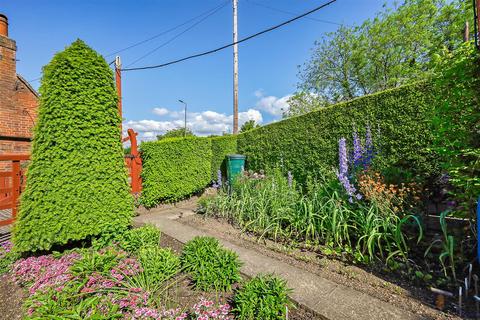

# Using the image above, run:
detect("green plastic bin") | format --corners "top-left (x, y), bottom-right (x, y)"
top-left (227, 154), bottom-right (246, 185)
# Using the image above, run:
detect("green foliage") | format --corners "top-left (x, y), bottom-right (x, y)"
top-left (233, 274), bottom-right (291, 320)
top-left (13, 40), bottom-right (133, 252)
top-left (424, 210), bottom-right (457, 281)
top-left (298, 0), bottom-right (472, 105)
top-left (430, 42), bottom-right (480, 216)
top-left (141, 137), bottom-right (212, 207)
top-left (238, 82), bottom-right (439, 185)
top-left (202, 171), bottom-right (423, 264)
top-left (181, 236), bottom-right (242, 291)
top-left (0, 242), bottom-right (19, 275)
top-left (136, 246), bottom-right (180, 287)
top-left (210, 135), bottom-right (238, 180)
top-left (120, 225), bottom-right (161, 253)
top-left (240, 120), bottom-right (260, 133)
top-left (157, 127), bottom-right (194, 140)
top-left (71, 247), bottom-right (123, 277)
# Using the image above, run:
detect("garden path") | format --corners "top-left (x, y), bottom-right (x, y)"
top-left (134, 204), bottom-right (418, 320)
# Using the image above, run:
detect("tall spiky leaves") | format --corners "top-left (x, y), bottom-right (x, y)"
top-left (14, 40), bottom-right (133, 252)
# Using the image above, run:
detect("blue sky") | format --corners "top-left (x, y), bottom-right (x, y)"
top-left (3, 0), bottom-right (391, 139)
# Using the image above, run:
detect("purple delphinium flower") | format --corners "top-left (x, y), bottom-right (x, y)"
top-left (287, 171), bottom-right (293, 188)
top-left (363, 125), bottom-right (374, 168)
top-left (352, 130), bottom-right (363, 169)
top-left (337, 138), bottom-right (357, 197)
top-left (217, 170), bottom-right (222, 188)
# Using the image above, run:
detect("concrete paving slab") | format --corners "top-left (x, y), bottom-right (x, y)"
top-left (134, 210), bottom-right (418, 320)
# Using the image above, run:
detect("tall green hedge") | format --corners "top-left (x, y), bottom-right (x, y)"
top-left (237, 82), bottom-right (439, 184)
top-left (140, 137), bottom-right (212, 207)
top-left (210, 135), bottom-right (237, 179)
top-left (14, 40), bottom-right (133, 252)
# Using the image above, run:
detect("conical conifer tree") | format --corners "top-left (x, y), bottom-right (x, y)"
top-left (14, 40), bottom-right (133, 252)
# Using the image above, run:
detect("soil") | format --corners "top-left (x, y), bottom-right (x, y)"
top-left (176, 213), bottom-right (465, 320)
top-left (0, 274), bottom-right (24, 320)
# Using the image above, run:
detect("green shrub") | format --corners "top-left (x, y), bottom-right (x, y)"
top-left (233, 274), bottom-right (292, 320)
top-left (120, 225), bottom-right (161, 253)
top-left (181, 236), bottom-right (241, 291)
top-left (141, 137), bottom-right (212, 207)
top-left (430, 42), bottom-right (480, 216)
top-left (0, 241), bottom-right (19, 275)
top-left (211, 135), bottom-right (238, 179)
top-left (13, 40), bottom-right (133, 252)
top-left (237, 82), bottom-right (439, 184)
top-left (70, 247), bottom-right (123, 277)
top-left (136, 246), bottom-right (180, 286)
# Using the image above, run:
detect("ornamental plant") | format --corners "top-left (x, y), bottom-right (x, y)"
top-left (181, 236), bottom-right (242, 291)
top-left (13, 40), bottom-right (133, 252)
top-left (233, 274), bottom-right (291, 320)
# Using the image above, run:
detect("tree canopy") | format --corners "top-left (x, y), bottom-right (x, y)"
top-left (290, 0), bottom-right (472, 117)
top-left (240, 120), bottom-right (260, 133)
top-left (157, 127), bottom-right (194, 140)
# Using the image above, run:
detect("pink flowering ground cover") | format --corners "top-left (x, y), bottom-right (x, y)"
top-left (9, 246), bottom-right (234, 319)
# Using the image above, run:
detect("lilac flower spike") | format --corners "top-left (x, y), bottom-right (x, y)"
top-left (363, 125), bottom-right (374, 168)
top-left (337, 138), bottom-right (357, 197)
top-left (352, 130), bottom-right (363, 168)
top-left (217, 170), bottom-right (223, 188)
top-left (287, 171), bottom-right (293, 188)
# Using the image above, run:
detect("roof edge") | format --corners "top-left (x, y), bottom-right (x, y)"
top-left (16, 74), bottom-right (39, 98)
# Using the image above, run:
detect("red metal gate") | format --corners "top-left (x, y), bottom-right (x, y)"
top-left (0, 154), bottom-right (29, 227)
top-left (123, 128), bottom-right (142, 195)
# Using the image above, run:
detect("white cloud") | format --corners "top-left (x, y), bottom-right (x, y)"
top-left (254, 91), bottom-right (292, 117)
top-left (124, 108), bottom-right (263, 141)
top-left (152, 107), bottom-right (169, 116)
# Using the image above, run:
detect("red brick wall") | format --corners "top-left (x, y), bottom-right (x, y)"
top-left (0, 34), bottom-right (38, 170)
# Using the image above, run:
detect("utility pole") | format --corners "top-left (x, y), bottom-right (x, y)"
top-left (232, 0), bottom-right (239, 134)
top-left (115, 56), bottom-right (122, 136)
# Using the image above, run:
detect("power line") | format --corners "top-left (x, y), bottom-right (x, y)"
top-left (122, 0), bottom-right (338, 72)
top-left (104, 0), bottom-right (229, 58)
top-left (125, 1), bottom-right (229, 68)
top-left (246, 0), bottom-right (342, 26)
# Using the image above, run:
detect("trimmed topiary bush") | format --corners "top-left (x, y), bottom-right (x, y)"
top-left (140, 137), bottom-right (212, 207)
top-left (181, 236), bottom-right (242, 291)
top-left (210, 135), bottom-right (237, 180)
top-left (233, 274), bottom-right (292, 320)
top-left (13, 40), bottom-right (133, 252)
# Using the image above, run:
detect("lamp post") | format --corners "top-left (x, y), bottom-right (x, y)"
top-left (178, 100), bottom-right (187, 137)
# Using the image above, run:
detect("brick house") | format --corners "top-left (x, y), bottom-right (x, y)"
top-left (0, 13), bottom-right (39, 156)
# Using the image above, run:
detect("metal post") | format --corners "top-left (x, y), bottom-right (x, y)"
top-left (115, 56), bottom-right (122, 135)
top-left (179, 100), bottom-right (187, 137)
top-left (233, 0), bottom-right (239, 134)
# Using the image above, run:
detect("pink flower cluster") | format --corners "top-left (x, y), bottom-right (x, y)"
top-left (192, 298), bottom-right (231, 320)
top-left (111, 257), bottom-right (142, 281)
top-left (0, 240), bottom-right (12, 259)
top-left (13, 252), bottom-right (81, 294)
top-left (129, 306), bottom-right (188, 320)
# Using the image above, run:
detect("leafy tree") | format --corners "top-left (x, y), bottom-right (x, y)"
top-left (14, 40), bottom-right (133, 252)
top-left (284, 92), bottom-right (327, 118)
top-left (156, 127), bottom-right (194, 140)
top-left (297, 0), bottom-right (472, 109)
top-left (240, 120), bottom-right (260, 133)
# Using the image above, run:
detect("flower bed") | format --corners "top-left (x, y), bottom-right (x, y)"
top-left (0, 229), bottom-right (293, 320)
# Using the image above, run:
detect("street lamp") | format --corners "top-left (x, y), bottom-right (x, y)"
top-left (178, 100), bottom-right (187, 137)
